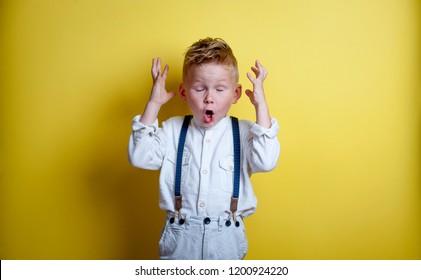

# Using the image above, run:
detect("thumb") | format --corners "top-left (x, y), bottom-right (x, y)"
top-left (245, 89), bottom-right (253, 98)
top-left (167, 91), bottom-right (176, 100)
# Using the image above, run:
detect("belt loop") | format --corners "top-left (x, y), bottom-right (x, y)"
top-left (184, 213), bottom-right (191, 230)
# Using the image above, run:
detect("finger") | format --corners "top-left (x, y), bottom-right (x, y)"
top-left (251, 67), bottom-right (259, 77)
top-left (246, 72), bottom-right (256, 83)
top-left (151, 58), bottom-right (157, 77)
top-left (256, 60), bottom-right (268, 78)
top-left (256, 59), bottom-right (265, 67)
top-left (162, 64), bottom-right (169, 79)
top-left (157, 57), bottom-right (161, 72)
top-left (153, 58), bottom-right (163, 79)
top-left (245, 89), bottom-right (254, 98)
top-left (167, 91), bottom-right (176, 100)
top-left (259, 66), bottom-right (267, 77)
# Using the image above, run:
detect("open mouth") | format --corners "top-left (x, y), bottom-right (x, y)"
top-left (204, 110), bottom-right (214, 123)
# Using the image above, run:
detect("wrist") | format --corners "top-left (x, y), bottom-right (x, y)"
top-left (253, 100), bottom-right (268, 111)
top-left (254, 103), bottom-right (271, 128)
top-left (140, 101), bottom-right (162, 125)
top-left (145, 100), bottom-right (165, 116)
top-left (148, 99), bottom-right (164, 108)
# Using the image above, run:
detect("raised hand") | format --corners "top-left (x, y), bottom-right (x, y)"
top-left (139, 58), bottom-right (175, 125)
top-left (149, 58), bottom-right (175, 106)
top-left (245, 60), bottom-right (268, 107)
top-left (245, 60), bottom-right (271, 128)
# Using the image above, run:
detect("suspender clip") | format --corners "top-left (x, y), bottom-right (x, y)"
top-left (170, 209), bottom-right (185, 225)
top-left (175, 195), bottom-right (183, 211)
top-left (230, 197), bottom-right (238, 213)
top-left (226, 211), bottom-right (240, 227)
top-left (170, 196), bottom-right (184, 225)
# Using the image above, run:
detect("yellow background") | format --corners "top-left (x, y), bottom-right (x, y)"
top-left (1, 0), bottom-right (420, 259)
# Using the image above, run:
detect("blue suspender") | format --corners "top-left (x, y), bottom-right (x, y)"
top-left (171, 115), bottom-right (241, 227)
top-left (229, 116), bottom-right (240, 226)
top-left (173, 115), bottom-right (193, 219)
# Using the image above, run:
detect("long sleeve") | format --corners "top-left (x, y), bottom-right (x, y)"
top-left (128, 115), bottom-right (166, 170)
top-left (244, 118), bottom-right (280, 173)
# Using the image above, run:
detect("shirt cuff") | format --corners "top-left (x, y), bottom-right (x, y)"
top-left (250, 118), bottom-right (280, 138)
top-left (132, 115), bottom-right (159, 134)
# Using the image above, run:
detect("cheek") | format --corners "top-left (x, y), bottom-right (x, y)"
top-left (225, 94), bottom-right (236, 105)
top-left (187, 96), bottom-right (204, 110)
top-left (220, 99), bottom-right (234, 111)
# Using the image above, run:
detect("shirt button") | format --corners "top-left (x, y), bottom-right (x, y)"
top-left (204, 217), bottom-right (211, 225)
top-left (202, 169), bottom-right (207, 174)
top-left (199, 202), bottom-right (205, 208)
top-left (205, 139), bottom-right (211, 143)
top-left (229, 166), bottom-right (233, 171)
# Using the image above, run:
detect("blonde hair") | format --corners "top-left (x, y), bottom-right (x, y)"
top-left (182, 37), bottom-right (239, 82)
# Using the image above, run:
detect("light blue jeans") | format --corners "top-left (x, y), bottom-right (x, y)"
top-left (159, 214), bottom-right (248, 260)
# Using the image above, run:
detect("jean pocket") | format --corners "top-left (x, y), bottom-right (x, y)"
top-left (158, 221), bottom-right (178, 258)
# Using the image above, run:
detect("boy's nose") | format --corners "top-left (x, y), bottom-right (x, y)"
top-left (204, 92), bottom-right (214, 104)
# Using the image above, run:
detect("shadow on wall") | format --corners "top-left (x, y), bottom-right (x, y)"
top-left (81, 78), bottom-right (189, 259)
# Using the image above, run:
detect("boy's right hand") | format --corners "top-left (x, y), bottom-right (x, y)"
top-left (149, 58), bottom-right (175, 106)
top-left (139, 58), bottom-right (175, 125)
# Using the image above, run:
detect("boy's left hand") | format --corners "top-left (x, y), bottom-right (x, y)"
top-left (245, 60), bottom-right (268, 107)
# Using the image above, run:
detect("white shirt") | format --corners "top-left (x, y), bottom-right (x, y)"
top-left (128, 115), bottom-right (280, 218)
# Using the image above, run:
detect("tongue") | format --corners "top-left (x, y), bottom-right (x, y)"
top-left (204, 114), bottom-right (213, 123)
top-left (204, 110), bottom-right (214, 123)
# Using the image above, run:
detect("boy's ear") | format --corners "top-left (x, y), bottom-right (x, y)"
top-left (179, 83), bottom-right (187, 102)
top-left (232, 84), bottom-right (242, 104)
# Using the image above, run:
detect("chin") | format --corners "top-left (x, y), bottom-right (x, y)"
top-left (201, 122), bottom-right (215, 128)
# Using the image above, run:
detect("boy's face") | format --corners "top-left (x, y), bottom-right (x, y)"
top-left (179, 63), bottom-right (242, 128)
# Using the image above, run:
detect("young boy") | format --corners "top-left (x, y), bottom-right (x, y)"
top-left (128, 38), bottom-right (280, 260)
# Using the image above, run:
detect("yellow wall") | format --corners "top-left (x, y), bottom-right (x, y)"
top-left (1, 0), bottom-right (420, 259)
